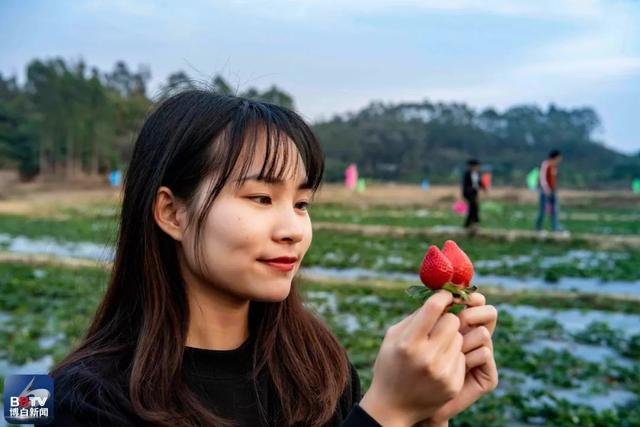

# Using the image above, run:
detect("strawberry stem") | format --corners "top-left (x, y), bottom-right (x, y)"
top-left (442, 283), bottom-right (478, 301)
top-left (406, 283), bottom-right (478, 305)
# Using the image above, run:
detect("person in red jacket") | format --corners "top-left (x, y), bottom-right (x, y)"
top-left (535, 150), bottom-right (562, 232)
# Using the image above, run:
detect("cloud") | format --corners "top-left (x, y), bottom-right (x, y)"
top-left (515, 1), bottom-right (640, 80)
top-left (519, 57), bottom-right (640, 79)
top-left (226, 0), bottom-right (607, 21)
top-left (80, 0), bottom-right (159, 17)
top-left (423, 0), bottom-right (640, 103)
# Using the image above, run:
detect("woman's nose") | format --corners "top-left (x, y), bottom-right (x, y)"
top-left (273, 207), bottom-right (306, 243)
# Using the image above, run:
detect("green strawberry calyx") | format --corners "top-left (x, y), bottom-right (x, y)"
top-left (406, 283), bottom-right (479, 303)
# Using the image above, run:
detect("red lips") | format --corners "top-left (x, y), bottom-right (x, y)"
top-left (260, 256), bottom-right (298, 263)
top-left (258, 256), bottom-right (299, 272)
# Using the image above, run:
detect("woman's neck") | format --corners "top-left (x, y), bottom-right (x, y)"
top-left (184, 278), bottom-right (251, 350)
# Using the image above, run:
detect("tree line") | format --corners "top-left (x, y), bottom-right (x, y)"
top-left (1, 57), bottom-right (638, 187)
top-left (0, 58), bottom-right (293, 180)
top-left (315, 101), bottom-right (640, 188)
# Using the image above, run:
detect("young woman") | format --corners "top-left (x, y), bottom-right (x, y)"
top-left (50, 90), bottom-right (498, 427)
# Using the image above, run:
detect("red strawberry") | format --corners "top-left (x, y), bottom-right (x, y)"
top-left (419, 245), bottom-right (454, 289)
top-left (442, 240), bottom-right (474, 287)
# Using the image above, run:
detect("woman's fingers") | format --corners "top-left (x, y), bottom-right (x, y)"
top-left (406, 291), bottom-right (454, 341)
top-left (429, 312), bottom-right (461, 351)
top-left (461, 325), bottom-right (492, 353)
top-left (464, 292), bottom-right (486, 307)
top-left (458, 304), bottom-right (498, 335)
top-left (450, 291), bottom-right (485, 308)
top-left (464, 346), bottom-right (499, 392)
top-left (464, 345), bottom-right (493, 371)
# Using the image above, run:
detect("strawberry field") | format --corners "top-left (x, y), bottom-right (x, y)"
top-left (0, 186), bottom-right (639, 426)
top-left (304, 283), bottom-right (640, 426)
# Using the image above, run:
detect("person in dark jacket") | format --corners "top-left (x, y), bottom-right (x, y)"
top-left (462, 159), bottom-right (486, 233)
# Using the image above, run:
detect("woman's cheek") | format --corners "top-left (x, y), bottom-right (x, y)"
top-left (300, 220), bottom-right (313, 253)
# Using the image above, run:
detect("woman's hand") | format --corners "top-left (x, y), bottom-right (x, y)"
top-left (418, 293), bottom-right (499, 426)
top-left (359, 291), bottom-right (466, 427)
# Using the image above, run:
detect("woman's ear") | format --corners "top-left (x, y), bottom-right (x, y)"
top-left (154, 186), bottom-right (187, 241)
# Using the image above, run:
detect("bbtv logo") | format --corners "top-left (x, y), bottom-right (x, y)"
top-left (3, 375), bottom-right (54, 424)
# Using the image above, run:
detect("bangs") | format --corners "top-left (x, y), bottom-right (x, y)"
top-left (191, 97), bottom-right (325, 268)
top-left (222, 100), bottom-right (324, 193)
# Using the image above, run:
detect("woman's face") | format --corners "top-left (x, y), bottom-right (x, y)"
top-left (179, 135), bottom-right (314, 303)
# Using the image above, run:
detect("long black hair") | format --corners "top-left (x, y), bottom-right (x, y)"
top-left (50, 91), bottom-right (350, 426)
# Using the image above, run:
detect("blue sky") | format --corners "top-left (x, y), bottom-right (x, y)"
top-left (1, 0), bottom-right (639, 153)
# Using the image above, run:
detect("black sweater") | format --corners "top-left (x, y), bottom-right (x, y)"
top-left (50, 333), bottom-right (381, 426)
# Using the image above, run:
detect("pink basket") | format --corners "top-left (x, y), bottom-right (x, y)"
top-left (452, 200), bottom-right (468, 215)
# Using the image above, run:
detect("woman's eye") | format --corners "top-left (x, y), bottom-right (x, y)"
top-left (250, 195), bottom-right (272, 205)
top-left (296, 201), bottom-right (310, 211)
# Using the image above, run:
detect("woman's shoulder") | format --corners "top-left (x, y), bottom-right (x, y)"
top-left (50, 357), bottom-right (143, 427)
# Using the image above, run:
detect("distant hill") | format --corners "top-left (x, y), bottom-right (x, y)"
top-left (313, 101), bottom-right (640, 189)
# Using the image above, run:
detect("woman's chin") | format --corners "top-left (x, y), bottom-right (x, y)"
top-left (253, 282), bottom-right (292, 302)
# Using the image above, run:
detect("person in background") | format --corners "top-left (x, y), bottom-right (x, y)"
top-left (462, 159), bottom-right (486, 234)
top-left (535, 150), bottom-right (563, 233)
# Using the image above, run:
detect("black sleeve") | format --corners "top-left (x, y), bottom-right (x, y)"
top-left (341, 404), bottom-right (383, 427)
top-left (340, 363), bottom-right (382, 427)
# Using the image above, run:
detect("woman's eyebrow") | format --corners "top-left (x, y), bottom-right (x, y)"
top-left (236, 174), bottom-right (312, 190)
